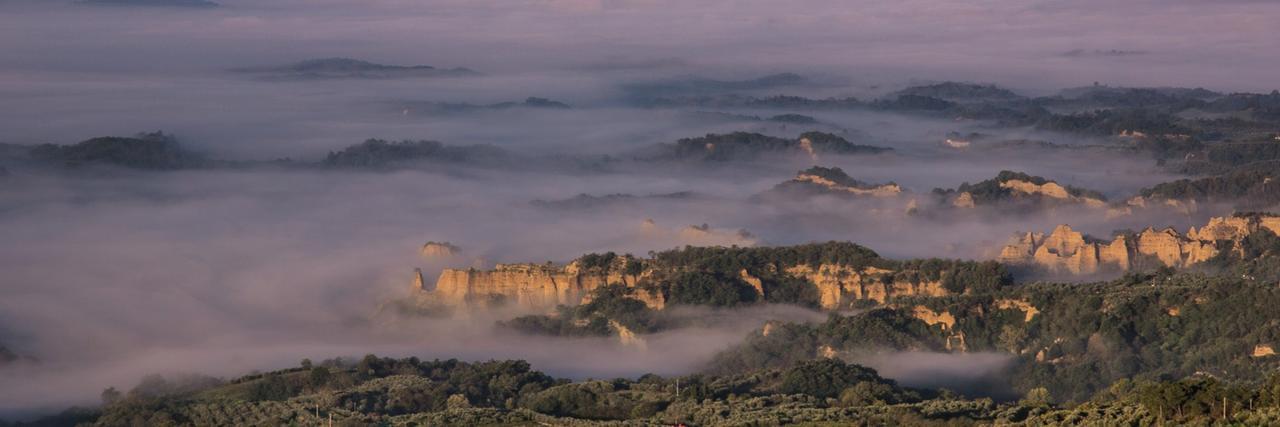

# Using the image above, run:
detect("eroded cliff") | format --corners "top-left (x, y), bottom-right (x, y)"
top-left (431, 257), bottom-right (657, 310)
top-left (416, 242), bottom-right (996, 312)
top-left (1000, 214), bottom-right (1280, 275)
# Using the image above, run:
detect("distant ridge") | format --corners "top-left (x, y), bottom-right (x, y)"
top-left (234, 58), bottom-right (481, 80)
top-left (78, 0), bottom-right (220, 8)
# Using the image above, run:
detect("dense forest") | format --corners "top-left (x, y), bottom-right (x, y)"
top-left (19, 347), bottom-right (1280, 426)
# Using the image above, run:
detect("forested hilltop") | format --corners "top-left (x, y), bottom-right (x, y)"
top-left (23, 231), bottom-right (1280, 425)
top-left (20, 326), bottom-right (1280, 426)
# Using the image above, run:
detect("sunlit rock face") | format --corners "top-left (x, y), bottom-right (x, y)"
top-left (999, 214), bottom-right (1280, 275)
top-left (784, 264), bottom-right (947, 308)
top-left (787, 169), bottom-right (902, 198)
top-left (999, 179), bottom-right (1106, 208)
top-left (431, 258), bottom-right (655, 311)
top-left (417, 248), bottom-right (964, 313)
top-left (423, 259), bottom-right (951, 312)
top-left (421, 241), bottom-right (461, 259)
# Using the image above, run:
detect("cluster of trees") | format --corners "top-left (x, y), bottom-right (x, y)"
top-left (668, 131), bottom-right (889, 162)
top-left (45, 348), bottom-right (1280, 426)
top-left (890, 82), bottom-right (1021, 102)
top-left (49, 356), bottom-right (954, 425)
top-left (502, 243), bottom-right (1011, 339)
top-left (792, 165), bottom-right (891, 190)
top-left (932, 170), bottom-right (1108, 206)
top-left (642, 82), bottom-right (1280, 167)
top-left (1139, 164), bottom-right (1280, 207)
top-left (643, 242), bottom-right (1007, 307)
top-left (1205, 224), bottom-right (1280, 281)
top-left (709, 271), bottom-right (1280, 404)
top-left (500, 285), bottom-right (663, 337)
top-left (321, 138), bottom-right (507, 168)
top-left (29, 131), bottom-right (199, 170)
top-left (651, 241), bottom-right (887, 272)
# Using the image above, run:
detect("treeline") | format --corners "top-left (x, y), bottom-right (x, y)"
top-left (504, 243), bottom-right (1010, 338)
top-left (708, 272), bottom-right (1280, 403)
top-left (321, 138), bottom-right (508, 168)
top-left (668, 131), bottom-right (889, 162)
top-left (29, 356), bottom-right (948, 426)
top-left (28, 132), bottom-right (201, 170)
top-left (932, 170), bottom-right (1107, 205)
top-left (27, 350), bottom-right (1280, 425)
top-left (1141, 161), bottom-right (1280, 208)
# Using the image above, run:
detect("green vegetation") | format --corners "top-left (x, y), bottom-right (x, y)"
top-left (240, 57), bottom-right (480, 79)
top-left (500, 243), bottom-right (1008, 338)
top-left (645, 242), bottom-right (1007, 307)
top-left (321, 139), bottom-right (507, 168)
top-left (500, 285), bottom-right (663, 337)
top-left (766, 113), bottom-right (818, 123)
top-left (890, 82), bottom-right (1022, 102)
top-left (639, 84), bottom-right (1280, 170)
top-left (710, 272), bottom-right (1280, 404)
top-left (1205, 224), bottom-right (1280, 281)
top-left (1140, 161), bottom-right (1280, 207)
top-left (933, 170), bottom-right (1107, 206)
top-left (669, 132), bottom-right (888, 161)
top-left (795, 166), bottom-right (887, 189)
top-left (33, 350), bottom-right (1280, 425)
top-left (29, 132), bottom-right (199, 170)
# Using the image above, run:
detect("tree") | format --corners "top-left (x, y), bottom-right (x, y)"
top-left (446, 394), bottom-right (472, 409)
top-left (1021, 387), bottom-right (1052, 407)
top-left (309, 367), bottom-right (332, 388)
top-left (101, 387), bottom-right (122, 405)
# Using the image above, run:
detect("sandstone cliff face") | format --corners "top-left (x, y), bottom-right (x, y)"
top-left (609, 320), bottom-right (647, 350)
top-left (998, 225), bottom-right (1126, 274)
top-left (739, 269), bottom-right (765, 297)
top-left (999, 215), bottom-right (1280, 275)
top-left (1253, 344), bottom-right (1276, 358)
top-left (413, 268), bottom-right (428, 291)
top-left (995, 299), bottom-right (1040, 322)
top-left (427, 257), bottom-right (951, 313)
top-left (999, 180), bottom-right (1106, 208)
top-left (798, 138), bottom-right (818, 162)
top-left (431, 258), bottom-right (650, 311)
top-left (791, 173), bottom-right (902, 197)
top-left (911, 306), bottom-right (956, 330)
top-left (784, 264), bottom-right (946, 309)
top-left (421, 241), bottom-right (461, 259)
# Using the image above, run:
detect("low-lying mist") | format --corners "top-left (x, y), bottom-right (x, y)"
top-left (3, 0), bottom-right (1276, 419)
top-left (0, 147), bottom-right (1209, 416)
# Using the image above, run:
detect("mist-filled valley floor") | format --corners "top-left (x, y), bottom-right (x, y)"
top-left (5, 1), bottom-right (1280, 426)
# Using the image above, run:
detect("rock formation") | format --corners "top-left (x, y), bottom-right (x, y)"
top-left (761, 166), bottom-right (903, 201)
top-left (413, 268), bottom-right (428, 291)
top-left (999, 214), bottom-right (1280, 275)
top-left (639, 220), bottom-right (758, 247)
top-left (609, 320), bottom-right (647, 350)
top-left (780, 167), bottom-right (902, 197)
top-left (784, 264), bottom-right (946, 308)
top-left (997, 225), bottom-right (1128, 275)
top-left (420, 250), bottom-right (968, 312)
top-left (995, 299), bottom-right (1040, 322)
top-left (938, 171), bottom-right (1106, 211)
top-left (1253, 344), bottom-right (1276, 358)
top-left (998, 179), bottom-right (1106, 208)
top-left (428, 256), bottom-right (662, 311)
top-left (421, 241), bottom-right (461, 258)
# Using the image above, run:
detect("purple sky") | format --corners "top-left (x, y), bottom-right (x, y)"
top-left (0, 0), bottom-right (1276, 91)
